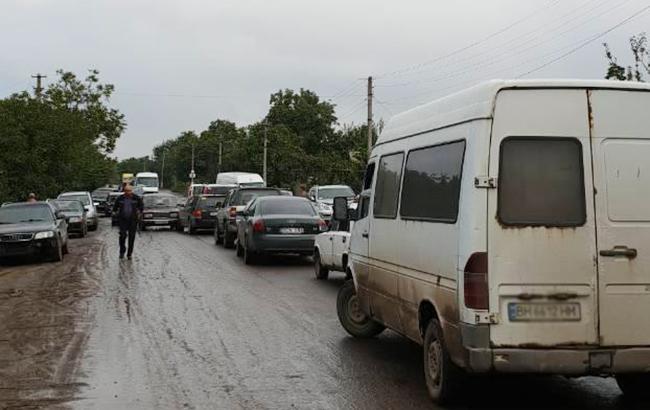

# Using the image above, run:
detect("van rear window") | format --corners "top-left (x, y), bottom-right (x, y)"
top-left (498, 138), bottom-right (586, 226)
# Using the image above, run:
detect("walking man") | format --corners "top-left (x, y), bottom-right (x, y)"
top-left (112, 184), bottom-right (143, 259)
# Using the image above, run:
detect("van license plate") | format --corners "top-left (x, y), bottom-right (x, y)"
top-left (280, 227), bottom-right (303, 234)
top-left (508, 303), bottom-right (581, 322)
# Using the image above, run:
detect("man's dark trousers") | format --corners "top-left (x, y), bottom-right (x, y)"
top-left (119, 218), bottom-right (138, 257)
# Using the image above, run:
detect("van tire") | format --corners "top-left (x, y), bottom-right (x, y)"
top-left (314, 251), bottom-right (329, 280)
top-left (616, 374), bottom-right (650, 399)
top-left (423, 319), bottom-right (463, 404)
top-left (336, 280), bottom-right (384, 338)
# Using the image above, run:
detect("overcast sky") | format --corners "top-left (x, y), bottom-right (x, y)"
top-left (1, 0), bottom-right (648, 159)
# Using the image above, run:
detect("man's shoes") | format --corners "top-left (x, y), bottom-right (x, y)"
top-left (127, 254), bottom-right (133, 260)
top-left (119, 253), bottom-right (125, 259)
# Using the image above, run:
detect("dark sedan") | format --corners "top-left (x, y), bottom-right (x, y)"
top-left (52, 199), bottom-right (88, 237)
top-left (179, 194), bottom-right (225, 234)
top-left (0, 202), bottom-right (69, 262)
top-left (140, 194), bottom-right (180, 230)
top-left (235, 196), bottom-right (327, 264)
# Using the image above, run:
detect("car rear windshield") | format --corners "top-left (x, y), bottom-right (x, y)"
top-left (203, 186), bottom-right (233, 195)
top-left (317, 187), bottom-right (354, 200)
top-left (54, 200), bottom-right (83, 212)
top-left (59, 194), bottom-right (90, 205)
top-left (144, 195), bottom-right (176, 208)
top-left (198, 196), bottom-right (224, 209)
top-left (231, 189), bottom-right (280, 206)
top-left (498, 137), bottom-right (586, 226)
top-left (0, 205), bottom-right (53, 224)
top-left (260, 199), bottom-right (316, 216)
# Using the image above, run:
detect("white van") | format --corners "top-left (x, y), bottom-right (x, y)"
top-left (334, 79), bottom-right (650, 403)
top-left (216, 172), bottom-right (265, 188)
top-left (134, 172), bottom-right (159, 193)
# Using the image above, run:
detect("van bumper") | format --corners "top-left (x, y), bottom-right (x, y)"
top-left (461, 324), bottom-right (650, 375)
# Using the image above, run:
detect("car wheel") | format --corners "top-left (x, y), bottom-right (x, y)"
top-left (80, 226), bottom-right (86, 238)
top-left (141, 224), bottom-right (147, 231)
top-left (89, 221), bottom-right (98, 231)
top-left (314, 250), bottom-right (329, 280)
top-left (189, 223), bottom-right (196, 235)
top-left (616, 374), bottom-right (650, 400)
top-left (236, 238), bottom-right (244, 257)
top-left (50, 240), bottom-right (63, 262)
top-left (243, 238), bottom-right (256, 265)
top-left (62, 241), bottom-right (69, 255)
top-left (336, 280), bottom-right (384, 338)
top-left (175, 222), bottom-right (183, 232)
top-left (423, 319), bottom-right (464, 404)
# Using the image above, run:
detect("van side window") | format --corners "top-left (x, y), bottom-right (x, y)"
top-left (359, 195), bottom-right (370, 220)
top-left (373, 153), bottom-right (404, 219)
top-left (363, 163), bottom-right (376, 190)
top-left (400, 140), bottom-right (466, 223)
top-left (498, 137), bottom-right (586, 226)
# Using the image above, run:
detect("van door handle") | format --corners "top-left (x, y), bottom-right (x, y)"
top-left (600, 246), bottom-right (637, 259)
top-left (362, 232), bottom-right (369, 238)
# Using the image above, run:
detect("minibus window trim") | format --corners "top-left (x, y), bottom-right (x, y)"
top-left (373, 151), bottom-right (405, 220)
top-left (497, 136), bottom-right (587, 227)
top-left (399, 139), bottom-right (466, 224)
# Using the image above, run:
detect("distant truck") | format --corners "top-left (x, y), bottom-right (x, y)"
top-left (121, 173), bottom-right (134, 185)
top-left (134, 172), bottom-right (159, 194)
top-left (216, 172), bottom-right (264, 188)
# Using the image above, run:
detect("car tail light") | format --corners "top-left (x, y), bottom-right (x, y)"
top-left (318, 219), bottom-right (328, 232)
top-left (192, 209), bottom-right (202, 218)
top-left (228, 207), bottom-right (237, 219)
top-left (464, 252), bottom-right (488, 310)
top-left (253, 219), bottom-right (265, 233)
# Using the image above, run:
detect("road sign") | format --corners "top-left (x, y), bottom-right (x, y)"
top-left (189, 170), bottom-right (196, 179)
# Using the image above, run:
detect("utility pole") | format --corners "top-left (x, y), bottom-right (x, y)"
top-left (263, 121), bottom-right (268, 186)
top-left (367, 76), bottom-right (374, 155)
top-left (32, 73), bottom-right (47, 98)
top-left (160, 150), bottom-right (166, 189)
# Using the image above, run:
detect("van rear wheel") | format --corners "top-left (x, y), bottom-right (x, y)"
top-left (336, 280), bottom-right (384, 338)
top-left (616, 374), bottom-right (650, 399)
top-left (423, 319), bottom-right (464, 404)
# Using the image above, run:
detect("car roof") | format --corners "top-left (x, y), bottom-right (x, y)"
top-left (316, 185), bottom-right (352, 189)
top-left (256, 196), bottom-right (308, 202)
top-left (236, 187), bottom-right (280, 192)
top-left (59, 191), bottom-right (90, 196)
top-left (2, 201), bottom-right (51, 208)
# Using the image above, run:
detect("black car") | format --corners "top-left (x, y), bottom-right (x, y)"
top-left (52, 199), bottom-right (88, 237)
top-left (214, 187), bottom-right (282, 247)
top-left (108, 192), bottom-right (123, 225)
top-left (178, 194), bottom-right (225, 234)
top-left (235, 196), bottom-right (326, 264)
top-left (140, 194), bottom-right (180, 230)
top-left (92, 187), bottom-right (114, 216)
top-left (0, 202), bottom-right (69, 262)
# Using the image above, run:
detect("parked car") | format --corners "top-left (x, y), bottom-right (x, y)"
top-left (235, 196), bottom-right (327, 264)
top-left (0, 202), bottom-right (69, 262)
top-left (313, 218), bottom-right (352, 280)
top-left (52, 199), bottom-right (88, 237)
top-left (178, 194), bottom-right (225, 234)
top-left (140, 193), bottom-right (180, 230)
top-left (57, 191), bottom-right (98, 231)
top-left (214, 187), bottom-right (282, 247)
top-left (107, 192), bottom-right (123, 225)
top-left (216, 172), bottom-right (265, 187)
top-left (91, 187), bottom-right (114, 215)
top-left (335, 79), bottom-right (650, 404)
top-left (307, 185), bottom-right (355, 222)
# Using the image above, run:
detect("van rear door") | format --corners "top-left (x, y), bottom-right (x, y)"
top-left (488, 89), bottom-right (599, 347)
top-left (590, 90), bottom-right (650, 346)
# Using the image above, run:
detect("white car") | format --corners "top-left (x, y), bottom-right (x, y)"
top-left (57, 191), bottom-right (98, 231)
top-left (313, 220), bottom-right (352, 280)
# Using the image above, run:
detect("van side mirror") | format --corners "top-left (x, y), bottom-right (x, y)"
top-left (332, 196), bottom-right (349, 222)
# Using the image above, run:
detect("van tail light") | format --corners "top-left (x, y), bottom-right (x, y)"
top-left (253, 219), bottom-right (265, 233)
top-left (464, 252), bottom-right (488, 310)
top-left (318, 219), bottom-right (328, 232)
top-left (228, 207), bottom-right (237, 219)
top-left (192, 209), bottom-right (202, 219)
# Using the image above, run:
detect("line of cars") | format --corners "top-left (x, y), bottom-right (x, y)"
top-left (0, 190), bottom-right (104, 263)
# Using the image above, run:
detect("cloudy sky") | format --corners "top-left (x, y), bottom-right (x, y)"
top-left (1, 0), bottom-right (648, 159)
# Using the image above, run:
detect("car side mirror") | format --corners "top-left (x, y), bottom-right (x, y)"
top-left (55, 211), bottom-right (65, 220)
top-left (84, 205), bottom-right (91, 211)
top-left (216, 202), bottom-right (223, 208)
top-left (332, 196), bottom-right (349, 222)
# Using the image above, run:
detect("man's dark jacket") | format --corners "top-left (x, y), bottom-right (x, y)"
top-left (112, 194), bottom-right (144, 223)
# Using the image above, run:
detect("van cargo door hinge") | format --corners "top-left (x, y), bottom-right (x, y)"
top-left (474, 176), bottom-right (497, 189)
top-left (475, 312), bottom-right (499, 324)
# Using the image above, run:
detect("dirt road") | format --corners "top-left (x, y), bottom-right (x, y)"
top-left (0, 219), bottom-right (641, 409)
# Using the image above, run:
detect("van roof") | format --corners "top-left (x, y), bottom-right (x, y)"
top-left (376, 79), bottom-right (650, 146)
top-left (136, 172), bottom-right (158, 177)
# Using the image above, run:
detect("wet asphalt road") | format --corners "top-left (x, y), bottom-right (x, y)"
top-left (1, 218), bottom-right (645, 409)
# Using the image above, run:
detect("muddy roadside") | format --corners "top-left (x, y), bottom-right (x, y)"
top-left (0, 234), bottom-right (104, 409)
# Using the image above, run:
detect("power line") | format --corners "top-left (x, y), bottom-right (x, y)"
top-left (375, 0), bottom-right (562, 79)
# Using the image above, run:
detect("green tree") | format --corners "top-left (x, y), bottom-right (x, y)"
top-left (604, 33), bottom-right (649, 82)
